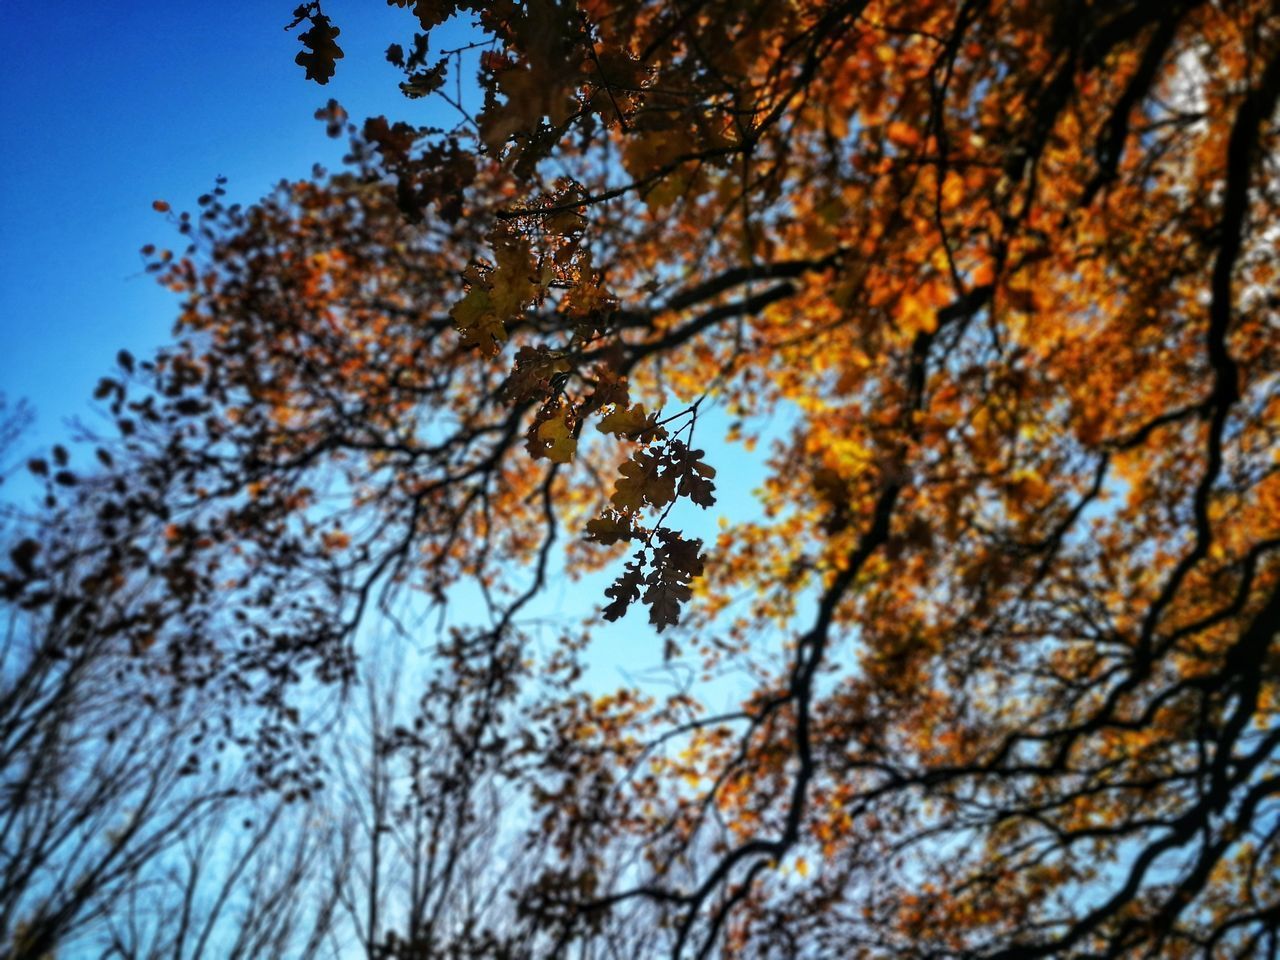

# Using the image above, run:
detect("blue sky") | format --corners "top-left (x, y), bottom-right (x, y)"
top-left (0, 1), bottom-right (468, 453)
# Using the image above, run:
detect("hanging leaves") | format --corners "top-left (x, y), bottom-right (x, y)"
top-left (290, 8), bottom-right (344, 85)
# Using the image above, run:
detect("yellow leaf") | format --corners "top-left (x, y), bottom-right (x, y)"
top-left (451, 286), bottom-right (507, 354)
top-left (536, 415), bottom-right (577, 464)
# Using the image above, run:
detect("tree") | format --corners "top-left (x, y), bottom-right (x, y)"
top-left (0, 484), bottom-right (245, 959)
top-left (10, 0), bottom-right (1280, 956)
top-left (1, 475), bottom-right (520, 960)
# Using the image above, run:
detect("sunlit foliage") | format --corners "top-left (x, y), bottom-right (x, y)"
top-left (6, 1), bottom-right (1280, 957)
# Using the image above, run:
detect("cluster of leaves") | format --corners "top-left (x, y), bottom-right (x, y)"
top-left (6, 0), bottom-right (1280, 957)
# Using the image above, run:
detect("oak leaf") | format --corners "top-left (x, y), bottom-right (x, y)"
top-left (597, 404), bottom-right (667, 442)
top-left (641, 576), bottom-right (691, 633)
top-left (610, 450), bottom-right (676, 513)
top-left (602, 560), bottom-right (644, 622)
top-left (585, 512), bottom-right (637, 546)
top-left (294, 13), bottom-right (344, 85)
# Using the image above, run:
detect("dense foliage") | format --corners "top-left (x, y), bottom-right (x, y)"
top-left (5, 1), bottom-right (1280, 957)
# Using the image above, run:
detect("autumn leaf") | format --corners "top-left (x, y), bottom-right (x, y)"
top-left (610, 450), bottom-right (676, 512)
top-left (452, 230), bottom-right (539, 354)
top-left (487, 229), bottom-right (539, 316)
top-left (450, 285), bottom-right (506, 354)
top-left (641, 576), bottom-right (690, 633)
top-left (602, 559), bottom-right (644, 622)
top-left (505, 345), bottom-right (571, 403)
top-left (597, 403), bottom-right (669, 443)
top-left (622, 123), bottom-right (695, 213)
top-left (673, 445), bottom-right (716, 508)
top-left (387, 0), bottom-right (457, 32)
top-left (293, 12), bottom-right (344, 85)
top-left (585, 512), bottom-right (637, 546)
top-left (527, 405), bottom-right (577, 464)
top-left (321, 529), bottom-right (351, 551)
top-left (651, 529), bottom-right (704, 581)
top-left (479, 63), bottom-right (576, 154)
top-left (399, 58), bottom-right (448, 99)
top-left (535, 415), bottom-right (576, 464)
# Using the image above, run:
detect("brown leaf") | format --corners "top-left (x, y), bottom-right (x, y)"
top-left (641, 575), bottom-right (691, 633)
top-left (294, 13), bottom-right (344, 84)
top-left (602, 560), bottom-right (644, 622)
top-left (585, 512), bottom-right (637, 546)
top-left (610, 450), bottom-right (676, 512)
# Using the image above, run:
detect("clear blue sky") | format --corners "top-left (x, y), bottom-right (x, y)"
top-left (0, 1), bottom-right (466, 452)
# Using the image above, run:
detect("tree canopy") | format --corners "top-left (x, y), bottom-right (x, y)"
top-left (5, 1), bottom-right (1280, 957)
